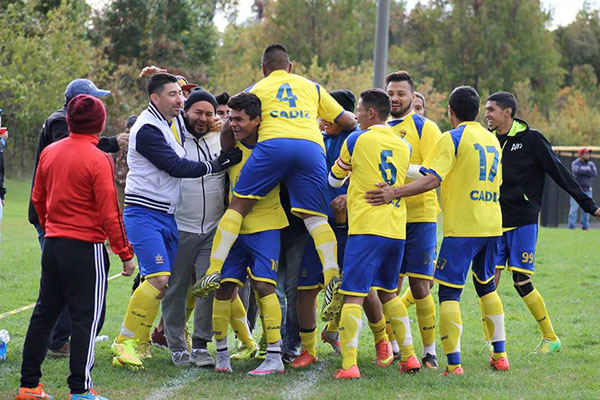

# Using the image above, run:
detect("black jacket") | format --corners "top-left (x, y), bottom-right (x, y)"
top-left (28, 108), bottom-right (120, 225)
top-left (497, 118), bottom-right (597, 227)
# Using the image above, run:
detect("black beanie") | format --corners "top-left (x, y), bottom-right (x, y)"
top-left (330, 89), bottom-right (356, 113)
top-left (184, 89), bottom-right (218, 112)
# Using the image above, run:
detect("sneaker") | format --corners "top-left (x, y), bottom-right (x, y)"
top-left (215, 349), bottom-right (233, 373)
top-left (489, 356), bottom-right (510, 371)
top-left (291, 350), bottom-right (317, 369)
top-left (375, 339), bottom-right (394, 367)
top-left (248, 354), bottom-right (285, 376)
top-left (47, 342), bottom-right (70, 358)
top-left (151, 328), bottom-right (168, 349)
top-left (111, 339), bottom-right (143, 369)
top-left (321, 327), bottom-right (341, 355)
top-left (15, 384), bottom-right (53, 399)
top-left (321, 278), bottom-right (343, 322)
top-left (69, 388), bottom-right (108, 400)
top-left (335, 364), bottom-right (360, 379)
top-left (255, 336), bottom-right (267, 360)
top-left (533, 337), bottom-right (561, 355)
top-left (422, 353), bottom-right (438, 369)
top-left (399, 355), bottom-right (421, 374)
top-left (191, 348), bottom-right (215, 367)
top-left (191, 273), bottom-right (221, 298)
top-left (230, 343), bottom-right (258, 360)
top-left (137, 340), bottom-right (152, 359)
top-left (442, 366), bottom-right (464, 376)
top-left (171, 350), bottom-right (192, 366)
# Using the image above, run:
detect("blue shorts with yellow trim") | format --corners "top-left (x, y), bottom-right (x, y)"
top-left (123, 205), bottom-right (178, 278)
top-left (233, 138), bottom-right (328, 218)
top-left (298, 224), bottom-right (348, 290)
top-left (495, 224), bottom-right (538, 275)
top-left (221, 229), bottom-right (280, 287)
top-left (400, 222), bottom-right (437, 280)
top-left (434, 236), bottom-right (501, 288)
top-left (339, 234), bottom-right (405, 297)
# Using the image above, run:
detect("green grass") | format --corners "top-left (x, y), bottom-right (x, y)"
top-left (1, 178), bottom-right (600, 399)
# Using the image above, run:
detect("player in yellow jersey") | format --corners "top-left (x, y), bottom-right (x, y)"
top-left (193, 44), bottom-right (357, 310)
top-left (367, 86), bottom-right (509, 375)
top-left (209, 92), bottom-right (289, 376)
top-left (386, 71), bottom-right (441, 367)
top-left (329, 89), bottom-right (420, 379)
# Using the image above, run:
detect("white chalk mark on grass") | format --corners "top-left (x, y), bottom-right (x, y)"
top-left (282, 361), bottom-right (324, 400)
top-left (144, 368), bottom-right (198, 400)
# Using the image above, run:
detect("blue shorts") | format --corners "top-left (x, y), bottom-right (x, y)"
top-left (340, 235), bottom-right (405, 297)
top-left (496, 224), bottom-right (538, 275)
top-left (123, 205), bottom-right (178, 278)
top-left (221, 230), bottom-right (280, 287)
top-left (233, 138), bottom-right (328, 218)
top-left (298, 224), bottom-right (348, 290)
top-left (434, 236), bottom-right (501, 289)
top-left (399, 222), bottom-right (437, 280)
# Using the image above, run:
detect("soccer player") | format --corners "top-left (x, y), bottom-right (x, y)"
top-left (367, 86), bottom-right (509, 375)
top-left (194, 44), bottom-right (357, 308)
top-left (215, 92), bottom-right (231, 120)
top-left (413, 92), bottom-right (426, 117)
top-left (111, 73), bottom-right (242, 369)
top-left (211, 92), bottom-right (288, 375)
top-left (484, 91), bottom-right (600, 354)
top-left (330, 88), bottom-right (419, 379)
top-left (386, 71), bottom-right (441, 368)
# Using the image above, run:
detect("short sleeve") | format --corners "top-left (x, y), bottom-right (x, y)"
top-left (317, 86), bottom-right (345, 123)
top-left (421, 133), bottom-right (456, 182)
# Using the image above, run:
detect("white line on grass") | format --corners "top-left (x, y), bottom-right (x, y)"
top-left (282, 360), bottom-right (324, 400)
top-left (144, 368), bottom-right (199, 400)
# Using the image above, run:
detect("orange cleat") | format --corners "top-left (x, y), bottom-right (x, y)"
top-left (291, 350), bottom-right (318, 369)
top-left (442, 366), bottom-right (464, 376)
top-left (375, 339), bottom-right (394, 367)
top-left (399, 355), bottom-right (421, 374)
top-left (335, 364), bottom-right (361, 379)
top-left (489, 356), bottom-right (510, 371)
top-left (15, 384), bottom-right (53, 399)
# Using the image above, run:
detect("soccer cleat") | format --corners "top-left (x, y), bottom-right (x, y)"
top-left (422, 353), bottom-right (438, 369)
top-left (215, 349), bottom-right (233, 373)
top-left (248, 354), bottom-right (285, 376)
top-left (151, 327), bottom-right (168, 349)
top-left (15, 384), bottom-right (53, 399)
top-left (136, 341), bottom-right (152, 359)
top-left (533, 337), bottom-right (561, 355)
top-left (191, 348), bottom-right (215, 367)
top-left (191, 273), bottom-right (221, 298)
top-left (171, 350), bottom-right (192, 367)
top-left (111, 339), bottom-right (143, 369)
top-left (255, 336), bottom-right (267, 360)
top-left (489, 356), bottom-right (510, 371)
top-left (230, 343), bottom-right (258, 360)
top-left (291, 350), bottom-right (318, 369)
top-left (442, 366), bottom-right (464, 376)
top-left (399, 355), bottom-right (421, 374)
top-left (68, 388), bottom-right (108, 400)
top-left (321, 327), bottom-right (341, 355)
top-left (335, 365), bottom-right (361, 379)
top-left (321, 278), bottom-right (343, 322)
top-left (375, 339), bottom-right (394, 367)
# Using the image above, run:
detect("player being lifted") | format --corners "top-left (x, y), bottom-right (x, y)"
top-left (367, 86), bottom-right (509, 375)
top-left (329, 89), bottom-right (420, 379)
top-left (193, 44), bottom-right (357, 310)
top-left (210, 92), bottom-right (288, 375)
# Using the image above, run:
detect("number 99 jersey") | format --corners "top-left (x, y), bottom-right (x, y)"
top-left (421, 121), bottom-right (503, 238)
top-left (329, 124), bottom-right (411, 239)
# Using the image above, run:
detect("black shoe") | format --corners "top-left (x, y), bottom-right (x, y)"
top-left (421, 353), bottom-right (438, 369)
top-left (48, 342), bottom-right (70, 358)
top-left (282, 353), bottom-right (298, 364)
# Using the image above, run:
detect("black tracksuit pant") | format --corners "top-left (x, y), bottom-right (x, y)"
top-left (20, 238), bottom-right (109, 394)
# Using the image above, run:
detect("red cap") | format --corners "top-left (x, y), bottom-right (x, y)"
top-left (578, 147), bottom-right (591, 156)
top-left (66, 94), bottom-right (106, 134)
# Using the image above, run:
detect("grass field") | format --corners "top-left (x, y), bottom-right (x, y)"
top-left (1, 178), bottom-right (600, 399)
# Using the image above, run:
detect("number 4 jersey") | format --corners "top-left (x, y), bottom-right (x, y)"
top-left (329, 124), bottom-right (411, 239)
top-left (247, 70), bottom-right (344, 148)
top-left (421, 121), bottom-right (502, 238)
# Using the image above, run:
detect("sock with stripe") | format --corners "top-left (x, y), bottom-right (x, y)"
top-left (440, 300), bottom-right (462, 372)
top-left (368, 317), bottom-right (388, 343)
top-left (479, 296), bottom-right (491, 342)
top-left (384, 316), bottom-right (399, 352)
top-left (299, 327), bottom-right (318, 357)
top-left (207, 209), bottom-right (243, 275)
top-left (259, 293), bottom-right (282, 344)
top-left (523, 288), bottom-right (558, 341)
top-left (400, 287), bottom-right (416, 308)
top-left (230, 294), bottom-right (254, 347)
top-left (212, 298), bottom-right (231, 342)
top-left (382, 296), bottom-right (415, 362)
top-left (118, 280), bottom-right (161, 343)
top-left (415, 294), bottom-right (436, 357)
top-left (339, 303), bottom-right (363, 370)
top-left (185, 288), bottom-right (195, 322)
top-left (304, 216), bottom-right (339, 286)
top-left (480, 291), bottom-right (507, 360)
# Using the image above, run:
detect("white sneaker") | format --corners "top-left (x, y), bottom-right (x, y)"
top-left (215, 349), bottom-right (232, 373)
top-left (191, 348), bottom-right (215, 367)
top-left (248, 353), bottom-right (285, 376)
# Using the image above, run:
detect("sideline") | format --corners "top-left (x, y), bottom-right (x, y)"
top-left (0, 273), bottom-right (123, 320)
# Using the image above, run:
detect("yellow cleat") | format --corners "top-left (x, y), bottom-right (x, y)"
top-left (230, 343), bottom-right (258, 360)
top-left (191, 273), bottom-right (221, 298)
top-left (111, 339), bottom-right (143, 369)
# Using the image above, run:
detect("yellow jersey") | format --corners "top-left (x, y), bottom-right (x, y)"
top-left (248, 70), bottom-right (344, 148)
top-left (422, 121), bottom-right (502, 237)
top-left (388, 111), bottom-right (441, 223)
top-left (330, 124), bottom-right (411, 239)
top-left (229, 142), bottom-right (289, 234)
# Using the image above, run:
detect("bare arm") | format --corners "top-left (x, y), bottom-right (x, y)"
top-left (335, 111), bottom-right (358, 132)
top-left (365, 174), bottom-right (440, 205)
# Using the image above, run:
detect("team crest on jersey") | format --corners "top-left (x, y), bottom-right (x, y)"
top-left (398, 129), bottom-right (407, 138)
top-left (155, 254), bottom-right (164, 265)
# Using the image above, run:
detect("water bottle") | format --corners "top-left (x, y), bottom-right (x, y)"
top-left (0, 329), bottom-right (10, 361)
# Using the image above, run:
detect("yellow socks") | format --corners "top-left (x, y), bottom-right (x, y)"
top-left (523, 288), bottom-right (558, 341)
top-left (415, 294), bottom-right (436, 356)
top-left (230, 295), bottom-right (254, 347)
top-left (299, 328), bottom-right (318, 356)
top-left (259, 293), bottom-right (282, 344)
top-left (185, 289), bottom-right (195, 322)
top-left (368, 317), bottom-right (388, 343)
top-left (304, 216), bottom-right (339, 286)
top-left (212, 298), bottom-right (231, 341)
top-left (118, 280), bottom-right (161, 343)
top-left (480, 291), bottom-right (507, 359)
top-left (479, 296), bottom-right (491, 342)
top-left (440, 300), bottom-right (462, 371)
top-left (400, 288), bottom-right (416, 308)
top-left (327, 319), bottom-right (338, 333)
top-left (382, 296), bottom-right (415, 362)
top-left (339, 303), bottom-right (363, 370)
top-left (208, 209), bottom-right (243, 275)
